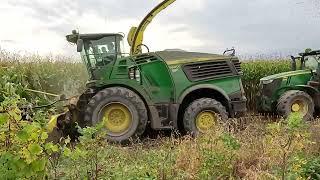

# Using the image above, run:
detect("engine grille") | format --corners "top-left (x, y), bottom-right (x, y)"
top-left (183, 60), bottom-right (234, 81)
top-left (134, 54), bottom-right (158, 64)
top-left (232, 59), bottom-right (242, 73)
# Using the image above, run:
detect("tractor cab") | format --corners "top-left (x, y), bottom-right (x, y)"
top-left (291, 50), bottom-right (320, 71)
top-left (66, 31), bottom-right (127, 79)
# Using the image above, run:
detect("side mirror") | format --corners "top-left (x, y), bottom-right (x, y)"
top-left (290, 56), bottom-right (296, 71)
top-left (77, 39), bottom-right (83, 52)
top-left (223, 48), bottom-right (235, 56)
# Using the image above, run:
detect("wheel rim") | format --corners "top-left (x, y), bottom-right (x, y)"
top-left (291, 100), bottom-right (308, 115)
top-left (195, 110), bottom-right (217, 133)
top-left (100, 102), bottom-right (132, 136)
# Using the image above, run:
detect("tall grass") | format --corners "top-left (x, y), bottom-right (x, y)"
top-left (53, 116), bottom-right (320, 179)
top-left (0, 51), bottom-right (87, 103)
top-left (241, 60), bottom-right (291, 110)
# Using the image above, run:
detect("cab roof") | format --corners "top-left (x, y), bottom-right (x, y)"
top-left (66, 33), bottom-right (124, 43)
top-left (299, 50), bottom-right (320, 56)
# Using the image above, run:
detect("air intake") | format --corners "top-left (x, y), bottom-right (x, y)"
top-left (183, 60), bottom-right (234, 81)
top-left (134, 54), bottom-right (158, 64)
top-left (232, 59), bottom-right (242, 73)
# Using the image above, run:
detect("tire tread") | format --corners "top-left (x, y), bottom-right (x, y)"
top-left (83, 87), bottom-right (148, 142)
top-left (183, 98), bottom-right (228, 134)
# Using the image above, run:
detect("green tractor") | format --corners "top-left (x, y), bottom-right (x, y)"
top-left (49, 0), bottom-right (247, 142)
top-left (259, 49), bottom-right (320, 120)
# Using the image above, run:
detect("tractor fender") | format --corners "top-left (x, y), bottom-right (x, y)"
top-left (96, 81), bottom-right (154, 105)
top-left (175, 84), bottom-right (232, 128)
top-left (178, 84), bottom-right (231, 104)
top-left (295, 85), bottom-right (319, 94)
top-left (97, 82), bottom-right (167, 130)
top-left (278, 85), bottom-right (320, 108)
top-left (277, 85), bottom-right (319, 97)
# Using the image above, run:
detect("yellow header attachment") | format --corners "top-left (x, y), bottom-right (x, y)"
top-left (127, 0), bottom-right (176, 55)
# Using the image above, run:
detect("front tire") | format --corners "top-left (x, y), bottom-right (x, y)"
top-left (84, 87), bottom-right (148, 143)
top-left (277, 90), bottom-right (314, 121)
top-left (183, 98), bottom-right (228, 136)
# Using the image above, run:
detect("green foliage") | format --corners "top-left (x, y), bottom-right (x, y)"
top-left (300, 157), bottom-right (320, 179)
top-left (57, 124), bottom-right (107, 179)
top-left (0, 82), bottom-right (66, 179)
top-left (198, 132), bottom-right (241, 179)
top-left (287, 112), bottom-right (304, 130)
top-left (265, 113), bottom-right (311, 179)
top-left (219, 133), bottom-right (241, 151)
top-left (286, 155), bottom-right (320, 179)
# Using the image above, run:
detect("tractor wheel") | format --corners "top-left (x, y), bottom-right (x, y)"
top-left (183, 98), bottom-right (228, 136)
top-left (84, 87), bottom-right (148, 143)
top-left (277, 90), bottom-right (314, 121)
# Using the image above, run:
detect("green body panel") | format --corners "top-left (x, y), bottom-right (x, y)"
top-left (169, 65), bottom-right (241, 102)
top-left (140, 60), bottom-right (174, 103)
top-left (87, 56), bottom-right (174, 104)
top-left (91, 77), bottom-right (154, 105)
top-left (95, 56), bottom-right (174, 104)
top-left (85, 51), bottom-right (244, 106)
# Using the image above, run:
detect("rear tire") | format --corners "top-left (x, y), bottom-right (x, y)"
top-left (183, 98), bottom-right (228, 136)
top-left (84, 87), bottom-right (148, 143)
top-left (277, 90), bottom-right (314, 121)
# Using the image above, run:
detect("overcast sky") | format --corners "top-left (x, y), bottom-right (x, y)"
top-left (0, 0), bottom-right (319, 58)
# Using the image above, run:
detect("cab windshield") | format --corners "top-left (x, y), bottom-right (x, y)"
top-left (80, 35), bottom-right (126, 69)
top-left (305, 55), bottom-right (320, 70)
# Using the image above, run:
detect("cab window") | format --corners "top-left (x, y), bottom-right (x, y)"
top-left (80, 35), bottom-right (125, 69)
top-left (305, 55), bottom-right (320, 70)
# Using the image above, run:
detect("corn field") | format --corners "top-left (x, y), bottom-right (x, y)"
top-left (241, 60), bottom-right (291, 110)
top-left (0, 50), bottom-right (291, 110)
top-left (1, 51), bottom-right (320, 179)
top-left (0, 51), bottom-right (87, 104)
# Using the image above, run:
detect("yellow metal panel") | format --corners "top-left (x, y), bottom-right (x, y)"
top-left (127, 27), bottom-right (137, 46)
top-left (47, 114), bottom-right (59, 133)
top-left (129, 0), bottom-right (176, 55)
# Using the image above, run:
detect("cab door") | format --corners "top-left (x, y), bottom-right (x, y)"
top-left (137, 55), bottom-right (174, 104)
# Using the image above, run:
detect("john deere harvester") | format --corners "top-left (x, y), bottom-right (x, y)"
top-left (259, 49), bottom-right (320, 120)
top-left (50, 0), bottom-right (247, 142)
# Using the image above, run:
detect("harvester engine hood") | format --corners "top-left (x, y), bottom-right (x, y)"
top-left (155, 51), bottom-right (237, 65)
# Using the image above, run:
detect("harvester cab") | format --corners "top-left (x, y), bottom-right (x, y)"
top-left (259, 49), bottom-right (320, 121)
top-left (66, 31), bottom-right (126, 80)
